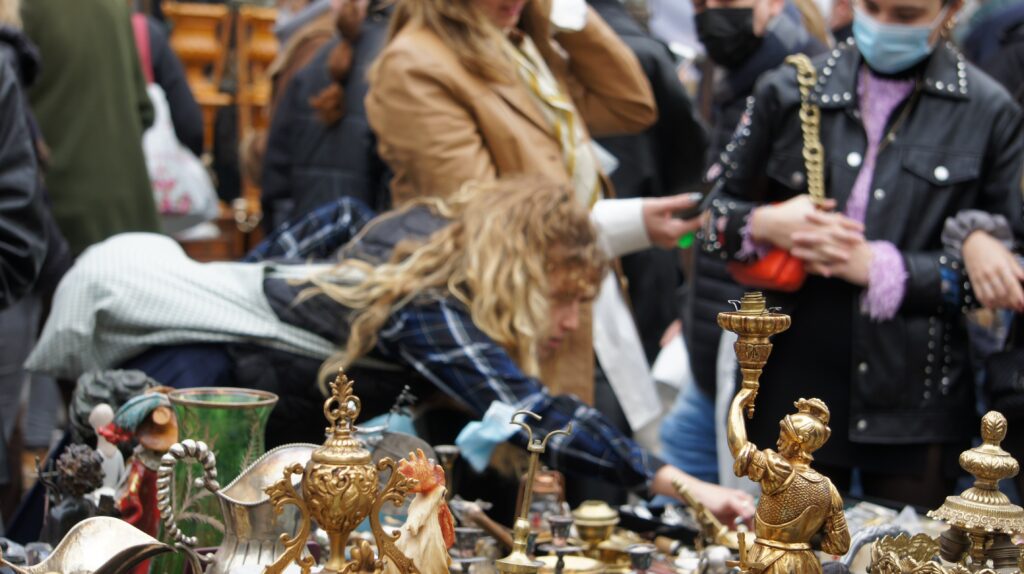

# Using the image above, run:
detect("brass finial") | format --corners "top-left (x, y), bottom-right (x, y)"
top-left (324, 370), bottom-right (361, 436)
top-left (312, 371), bottom-right (372, 466)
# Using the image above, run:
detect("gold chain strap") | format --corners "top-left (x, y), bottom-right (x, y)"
top-left (784, 54), bottom-right (826, 205)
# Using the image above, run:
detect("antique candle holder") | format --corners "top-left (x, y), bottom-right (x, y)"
top-left (625, 544), bottom-right (655, 574)
top-left (496, 412), bottom-right (572, 574)
top-left (717, 292), bottom-right (791, 419)
top-left (263, 371), bottom-right (419, 574)
top-left (451, 527), bottom-right (488, 573)
top-left (720, 292), bottom-right (850, 574)
top-left (538, 516), bottom-right (585, 574)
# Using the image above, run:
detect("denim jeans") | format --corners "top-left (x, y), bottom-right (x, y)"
top-left (659, 382), bottom-right (719, 483)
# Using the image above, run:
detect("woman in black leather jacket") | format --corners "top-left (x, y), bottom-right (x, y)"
top-left (703, 0), bottom-right (1023, 506)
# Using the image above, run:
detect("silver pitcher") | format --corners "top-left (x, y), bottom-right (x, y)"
top-left (156, 440), bottom-right (318, 574)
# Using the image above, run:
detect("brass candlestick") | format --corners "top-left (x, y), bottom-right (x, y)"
top-left (496, 412), bottom-right (572, 574)
top-left (720, 292), bottom-right (850, 574)
top-left (263, 371), bottom-right (419, 574)
top-left (717, 292), bottom-right (791, 419)
top-left (929, 411), bottom-right (1024, 570)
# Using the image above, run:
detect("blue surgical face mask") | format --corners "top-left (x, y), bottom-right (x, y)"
top-left (853, 6), bottom-right (949, 74)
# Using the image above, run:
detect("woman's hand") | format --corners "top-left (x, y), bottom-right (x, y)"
top-left (788, 210), bottom-right (870, 285)
top-left (652, 466), bottom-right (755, 527)
top-left (688, 478), bottom-right (756, 527)
top-left (963, 230), bottom-right (1024, 310)
top-left (750, 195), bottom-right (841, 250)
top-left (642, 193), bottom-right (705, 249)
top-left (660, 319), bottom-right (682, 348)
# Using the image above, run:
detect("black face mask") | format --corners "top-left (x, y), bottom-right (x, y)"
top-left (695, 8), bottom-right (763, 69)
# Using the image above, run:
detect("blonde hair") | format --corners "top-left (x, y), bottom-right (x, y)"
top-left (377, 0), bottom-right (515, 84)
top-left (312, 177), bottom-right (607, 384)
top-left (0, 0), bottom-right (21, 28)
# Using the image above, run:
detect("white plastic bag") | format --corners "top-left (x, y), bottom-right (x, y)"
top-left (142, 83), bottom-right (219, 230)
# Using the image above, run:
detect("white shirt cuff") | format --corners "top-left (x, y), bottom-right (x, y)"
top-left (550, 0), bottom-right (587, 32)
top-left (591, 198), bottom-right (651, 259)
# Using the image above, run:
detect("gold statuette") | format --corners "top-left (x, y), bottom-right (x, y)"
top-left (721, 292), bottom-right (850, 574)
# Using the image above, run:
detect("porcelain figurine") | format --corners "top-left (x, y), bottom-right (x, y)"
top-left (384, 449), bottom-right (456, 574)
top-left (89, 404), bottom-right (126, 493)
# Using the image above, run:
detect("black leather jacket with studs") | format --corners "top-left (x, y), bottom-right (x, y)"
top-left (702, 38), bottom-right (1024, 445)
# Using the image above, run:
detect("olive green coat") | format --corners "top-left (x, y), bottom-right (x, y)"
top-left (23, 0), bottom-right (159, 255)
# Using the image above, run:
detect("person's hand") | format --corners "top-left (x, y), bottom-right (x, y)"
top-left (642, 193), bottom-right (705, 249)
top-left (336, 0), bottom-right (368, 39)
top-left (652, 466), bottom-right (755, 527)
top-left (750, 195), bottom-right (850, 251)
top-left (963, 230), bottom-right (1024, 310)
top-left (791, 211), bottom-right (869, 284)
top-left (827, 240), bottom-right (874, 287)
top-left (688, 478), bottom-right (756, 527)
top-left (660, 319), bottom-right (682, 348)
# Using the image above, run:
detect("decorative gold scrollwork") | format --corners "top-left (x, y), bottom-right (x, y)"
top-left (263, 463), bottom-right (315, 574)
top-left (369, 457), bottom-right (420, 574)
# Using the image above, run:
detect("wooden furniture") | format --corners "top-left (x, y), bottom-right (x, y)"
top-left (235, 6), bottom-right (279, 235)
top-left (236, 6), bottom-right (278, 138)
top-left (161, 2), bottom-right (233, 156)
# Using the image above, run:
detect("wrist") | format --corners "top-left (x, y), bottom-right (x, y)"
top-left (749, 206), bottom-right (777, 246)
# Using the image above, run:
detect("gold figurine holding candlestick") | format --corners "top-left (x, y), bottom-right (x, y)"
top-left (720, 292), bottom-right (850, 574)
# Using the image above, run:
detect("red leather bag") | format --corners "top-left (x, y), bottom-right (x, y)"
top-left (728, 248), bottom-right (807, 292)
top-left (726, 54), bottom-right (823, 293)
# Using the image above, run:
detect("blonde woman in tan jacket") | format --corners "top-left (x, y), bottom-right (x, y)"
top-left (366, 0), bottom-right (658, 205)
top-left (365, 0), bottom-right (749, 519)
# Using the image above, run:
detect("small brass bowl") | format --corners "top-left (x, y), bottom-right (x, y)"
top-left (572, 501), bottom-right (619, 548)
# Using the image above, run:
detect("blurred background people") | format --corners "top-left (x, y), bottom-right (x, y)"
top-left (587, 0), bottom-right (708, 361)
top-left (261, 0), bottom-right (392, 231)
top-left (365, 0), bottom-right (725, 508)
top-left (659, 0), bottom-right (827, 484)
top-left (22, 0), bottom-right (158, 256)
top-left (0, 0), bottom-right (71, 525)
top-left (700, 0), bottom-right (1022, 507)
top-left (132, 12), bottom-right (203, 157)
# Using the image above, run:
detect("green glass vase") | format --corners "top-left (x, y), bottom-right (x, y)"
top-left (153, 387), bottom-right (277, 573)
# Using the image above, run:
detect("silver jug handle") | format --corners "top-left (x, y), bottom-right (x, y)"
top-left (155, 439), bottom-right (221, 552)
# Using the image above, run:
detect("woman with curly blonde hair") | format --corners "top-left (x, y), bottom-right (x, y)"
top-left (313, 177), bottom-right (607, 380)
top-left (32, 176), bottom-right (752, 522)
top-left (272, 177), bottom-right (753, 523)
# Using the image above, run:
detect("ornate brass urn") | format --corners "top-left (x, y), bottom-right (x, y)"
top-left (869, 412), bottom-right (1024, 573)
top-left (264, 371), bottom-right (419, 574)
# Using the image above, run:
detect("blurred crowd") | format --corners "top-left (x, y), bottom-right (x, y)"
top-left (2, 0), bottom-right (1024, 537)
